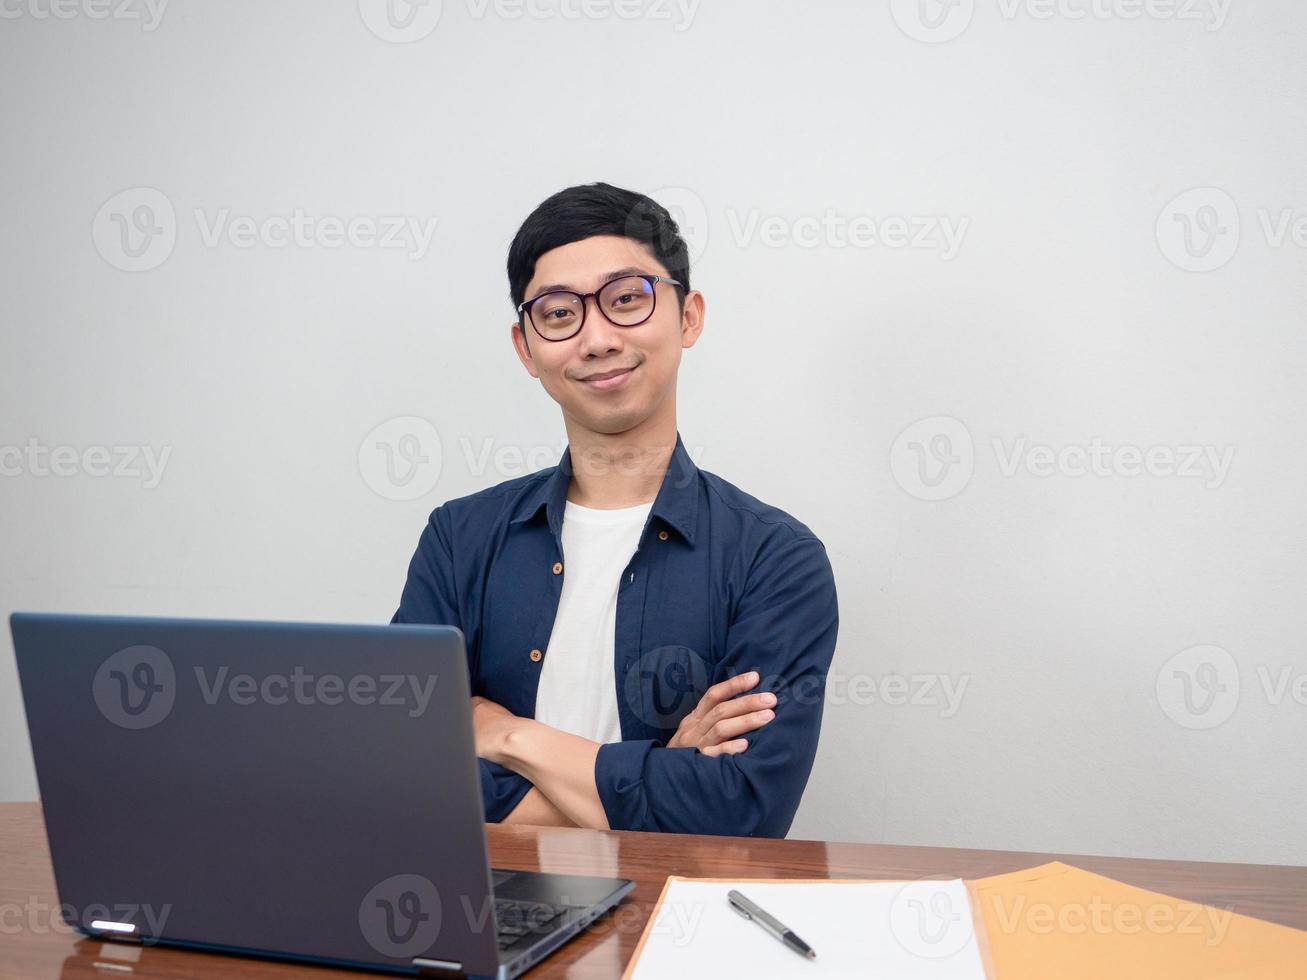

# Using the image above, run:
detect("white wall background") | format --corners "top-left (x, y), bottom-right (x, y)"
top-left (1, 0), bottom-right (1304, 865)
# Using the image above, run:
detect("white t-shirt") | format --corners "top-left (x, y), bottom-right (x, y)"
top-left (532, 498), bottom-right (654, 745)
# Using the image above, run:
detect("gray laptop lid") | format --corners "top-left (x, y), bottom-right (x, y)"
top-left (11, 613), bottom-right (502, 977)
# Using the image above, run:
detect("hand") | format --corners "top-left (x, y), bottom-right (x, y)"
top-left (666, 670), bottom-right (776, 757)
top-left (470, 695), bottom-right (521, 764)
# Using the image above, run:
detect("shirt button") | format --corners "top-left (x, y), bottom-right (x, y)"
top-left (552, 561), bottom-right (563, 575)
top-left (658, 530), bottom-right (669, 541)
top-left (529, 648), bottom-right (543, 662)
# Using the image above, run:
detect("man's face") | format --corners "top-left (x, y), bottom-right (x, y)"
top-left (511, 234), bottom-right (703, 436)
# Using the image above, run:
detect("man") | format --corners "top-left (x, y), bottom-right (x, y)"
top-left (392, 182), bottom-right (838, 837)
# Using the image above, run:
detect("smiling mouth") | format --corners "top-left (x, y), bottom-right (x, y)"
top-left (584, 367), bottom-right (634, 382)
top-left (585, 365), bottom-right (635, 381)
top-left (579, 365), bottom-right (637, 390)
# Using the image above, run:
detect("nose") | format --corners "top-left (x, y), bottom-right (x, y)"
top-left (576, 294), bottom-right (627, 354)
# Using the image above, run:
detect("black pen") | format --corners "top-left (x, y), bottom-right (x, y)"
top-left (727, 889), bottom-right (817, 960)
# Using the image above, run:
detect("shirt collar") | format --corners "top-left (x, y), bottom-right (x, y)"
top-left (509, 431), bottom-right (699, 546)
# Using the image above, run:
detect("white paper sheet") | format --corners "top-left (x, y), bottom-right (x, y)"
top-left (626, 877), bottom-right (986, 979)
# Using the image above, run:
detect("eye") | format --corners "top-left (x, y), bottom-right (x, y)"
top-left (534, 294), bottom-right (579, 322)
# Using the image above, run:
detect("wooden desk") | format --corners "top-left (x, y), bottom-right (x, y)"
top-left (2, 802), bottom-right (1304, 978)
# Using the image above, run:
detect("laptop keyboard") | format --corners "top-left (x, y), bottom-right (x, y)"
top-left (494, 898), bottom-right (570, 950)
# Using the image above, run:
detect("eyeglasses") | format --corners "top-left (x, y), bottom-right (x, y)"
top-left (517, 273), bottom-right (684, 342)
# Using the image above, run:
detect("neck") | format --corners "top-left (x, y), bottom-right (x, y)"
top-left (563, 409), bottom-right (677, 510)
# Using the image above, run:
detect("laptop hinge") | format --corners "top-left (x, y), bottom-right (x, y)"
top-left (412, 957), bottom-right (465, 978)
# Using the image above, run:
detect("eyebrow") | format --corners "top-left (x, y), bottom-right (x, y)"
top-left (527, 267), bottom-right (651, 302)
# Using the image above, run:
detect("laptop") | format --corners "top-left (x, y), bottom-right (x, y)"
top-left (10, 612), bottom-right (635, 979)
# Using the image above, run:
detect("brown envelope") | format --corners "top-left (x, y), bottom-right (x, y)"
top-left (969, 861), bottom-right (1307, 980)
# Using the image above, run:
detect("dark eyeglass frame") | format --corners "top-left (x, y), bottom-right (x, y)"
top-left (517, 273), bottom-right (684, 342)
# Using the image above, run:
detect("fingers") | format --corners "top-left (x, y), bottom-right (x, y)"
top-left (693, 691), bottom-right (776, 745)
top-left (670, 669), bottom-right (776, 754)
top-left (700, 738), bottom-right (750, 758)
top-left (708, 691), bottom-right (776, 723)
top-left (708, 708), bottom-right (775, 744)
top-left (693, 670), bottom-right (761, 718)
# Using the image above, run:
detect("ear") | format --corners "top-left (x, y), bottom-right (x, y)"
top-left (510, 320), bottom-right (540, 379)
top-left (679, 290), bottom-right (705, 350)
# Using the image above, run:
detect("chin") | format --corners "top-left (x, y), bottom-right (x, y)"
top-left (577, 409), bottom-right (647, 436)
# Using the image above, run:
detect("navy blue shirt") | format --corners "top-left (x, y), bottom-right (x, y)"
top-left (391, 431), bottom-right (839, 837)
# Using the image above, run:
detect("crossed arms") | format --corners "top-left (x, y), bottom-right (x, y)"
top-left (394, 504), bottom-right (839, 837)
top-left (473, 670), bottom-right (781, 829)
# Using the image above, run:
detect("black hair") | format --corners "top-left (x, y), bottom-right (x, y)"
top-left (506, 182), bottom-right (691, 328)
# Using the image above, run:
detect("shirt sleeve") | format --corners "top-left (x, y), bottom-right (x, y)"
top-left (391, 505), bottom-right (534, 822)
top-left (594, 530), bottom-right (840, 837)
